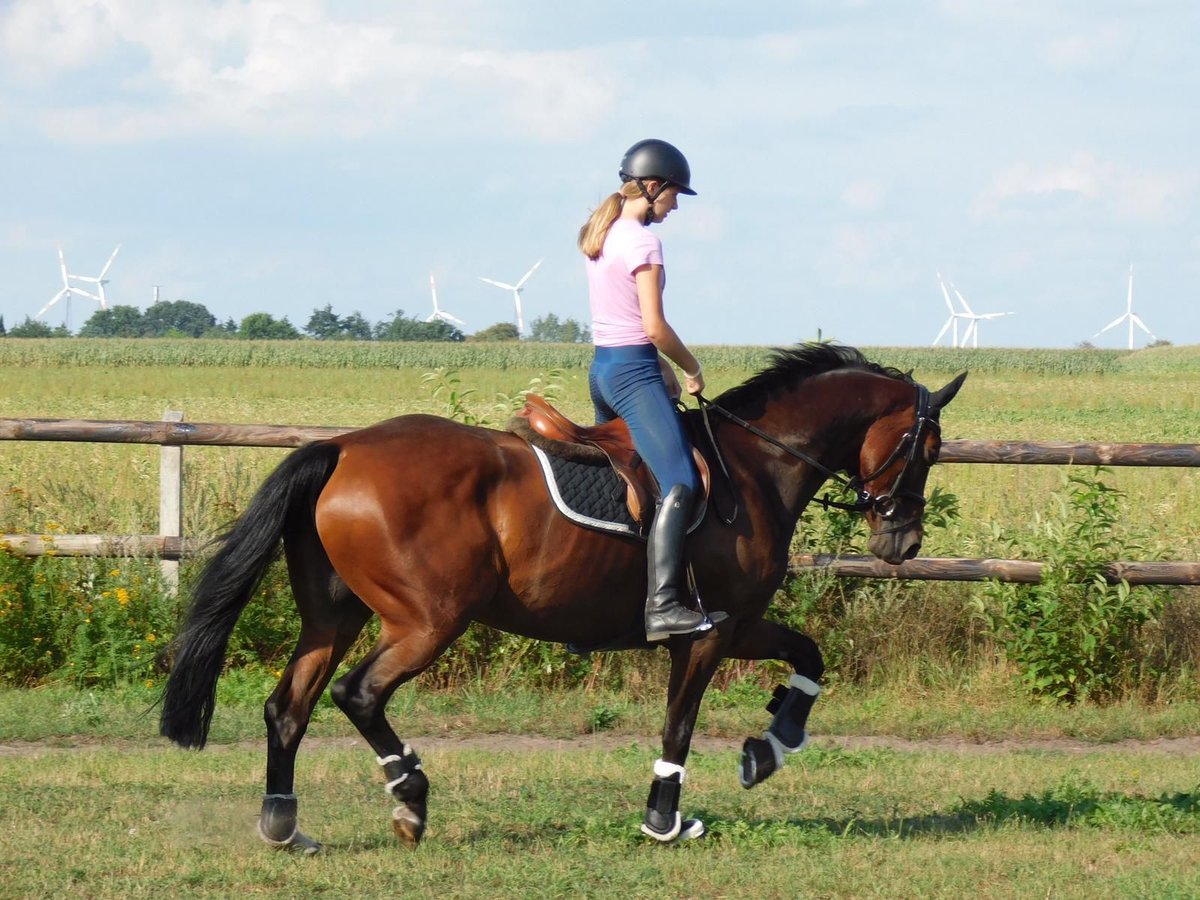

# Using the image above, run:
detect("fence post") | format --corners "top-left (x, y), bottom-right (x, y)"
top-left (160, 410), bottom-right (184, 594)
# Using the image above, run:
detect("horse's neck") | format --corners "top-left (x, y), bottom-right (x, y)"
top-left (731, 370), bottom-right (904, 520)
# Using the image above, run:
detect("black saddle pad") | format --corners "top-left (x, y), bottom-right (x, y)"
top-left (529, 445), bottom-right (642, 539)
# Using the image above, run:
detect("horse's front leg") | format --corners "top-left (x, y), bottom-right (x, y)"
top-left (642, 630), bottom-right (730, 843)
top-left (725, 618), bottom-right (824, 789)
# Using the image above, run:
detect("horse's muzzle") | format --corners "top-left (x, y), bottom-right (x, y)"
top-left (868, 527), bottom-right (922, 565)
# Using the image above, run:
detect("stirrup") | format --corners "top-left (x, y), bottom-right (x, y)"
top-left (646, 612), bottom-right (713, 643)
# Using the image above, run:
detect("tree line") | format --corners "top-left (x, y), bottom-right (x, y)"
top-left (0, 302), bottom-right (591, 343)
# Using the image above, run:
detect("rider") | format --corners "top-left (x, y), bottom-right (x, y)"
top-left (578, 138), bottom-right (709, 642)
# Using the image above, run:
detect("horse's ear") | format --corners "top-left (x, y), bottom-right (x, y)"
top-left (930, 371), bottom-right (968, 411)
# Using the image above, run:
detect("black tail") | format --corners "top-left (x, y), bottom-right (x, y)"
top-left (159, 441), bottom-right (341, 749)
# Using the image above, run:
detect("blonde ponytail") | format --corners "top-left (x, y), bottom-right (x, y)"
top-left (577, 182), bottom-right (643, 260)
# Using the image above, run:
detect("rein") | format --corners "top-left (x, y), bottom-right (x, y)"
top-left (694, 384), bottom-right (936, 529)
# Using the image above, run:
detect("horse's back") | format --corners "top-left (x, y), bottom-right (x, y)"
top-left (318, 414), bottom-right (535, 518)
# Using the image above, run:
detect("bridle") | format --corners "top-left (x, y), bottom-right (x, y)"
top-left (695, 384), bottom-right (939, 533)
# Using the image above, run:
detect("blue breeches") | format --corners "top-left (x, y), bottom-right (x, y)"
top-left (589, 344), bottom-right (699, 495)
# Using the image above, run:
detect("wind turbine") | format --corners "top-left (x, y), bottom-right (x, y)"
top-left (948, 280), bottom-right (1013, 348)
top-left (931, 271), bottom-right (967, 347)
top-left (1092, 264), bottom-right (1155, 350)
top-left (37, 245), bottom-right (121, 325)
top-left (479, 258), bottom-right (542, 337)
top-left (425, 272), bottom-right (465, 327)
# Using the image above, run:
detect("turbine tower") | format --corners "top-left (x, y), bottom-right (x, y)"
top-left (1093, 264), bottom-right (1155, 350)
top-left (37, 245), bottom-right (121, 327)
top-left (479, 258), bottom-right (542, 337)
top-left (425, 273), bottom-right (465, 327)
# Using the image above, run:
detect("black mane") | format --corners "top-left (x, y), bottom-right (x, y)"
top-left (715, 343), bottom-right (911, 412)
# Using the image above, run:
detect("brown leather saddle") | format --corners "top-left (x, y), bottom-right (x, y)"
top-left (511, 394), bottom-right (710, 531)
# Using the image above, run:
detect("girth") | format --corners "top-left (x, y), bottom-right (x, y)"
top-left (510, 394), bottom-right (710, 530)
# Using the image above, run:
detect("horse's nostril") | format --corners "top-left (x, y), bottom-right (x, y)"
top-left (903, 543), bottom-right (920, 561)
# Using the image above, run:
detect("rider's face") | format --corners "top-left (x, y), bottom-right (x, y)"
top-left (648, 184), bottom-right (681, 223)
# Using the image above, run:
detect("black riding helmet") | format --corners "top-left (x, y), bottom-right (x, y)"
top-left (619, 139), bottom-right (697, 196)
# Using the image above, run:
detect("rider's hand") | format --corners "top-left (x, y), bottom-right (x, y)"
top-left (684, 366), bottom-right (705, 396)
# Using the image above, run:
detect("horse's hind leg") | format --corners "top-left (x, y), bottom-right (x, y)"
top-left (259, 538), bottom-right (372, 854)
top-left (329, 621), bottom-right (465, 848)
top-left (725, 619), bottom-right (824, 789)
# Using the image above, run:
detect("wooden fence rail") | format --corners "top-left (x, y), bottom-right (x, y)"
top-left (2, 417), bottom-right (1198, 585)
top-left (3, 417), bottom-right (1200, 466)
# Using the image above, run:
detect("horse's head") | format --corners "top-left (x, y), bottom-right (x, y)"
top-left (856, 372), bottom-right (967, 564)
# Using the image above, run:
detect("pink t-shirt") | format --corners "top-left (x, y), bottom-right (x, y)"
top-left (587, 218), bottom-right (664, 347)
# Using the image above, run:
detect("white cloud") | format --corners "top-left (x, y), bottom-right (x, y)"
top-left (2, 0), bottom-right (621, 142)
top-left (1042, 23), bottom-right (1129, 69)
top-left (665, 204), bottom-right (726, 243)
top-left (841, 179), bottom-right (886, 212)
top-left (821, 222), bottom-right (914, 289)
top-left (974, 153), bottom-right (1198, 223)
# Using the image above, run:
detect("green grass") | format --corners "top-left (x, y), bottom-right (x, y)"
top-left (0, 737), bottom-right (1197, 898)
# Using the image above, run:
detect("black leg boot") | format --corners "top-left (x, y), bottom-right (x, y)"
top-left (645, 484), bottom-right (709, 642)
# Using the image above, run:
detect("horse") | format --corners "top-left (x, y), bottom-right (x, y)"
top-left (159, 343), bottom-right (966, 852)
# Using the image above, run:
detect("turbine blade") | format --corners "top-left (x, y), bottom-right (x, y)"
top-left (515, 258), bottom-right (543, 289)
top-left (951, 284), bottom-right (975, 315)
top-left (98, 245), bottom-right (121, 279)
top-left (1130, 315), bottom-right (1154, 336)
top-left (1093, 315), bottom-right (1125, 337)
top-left (936, 272), bottom-right (956, 315)
top-left (37, 289), bottom-right (69, 318)
top-left (479, 277), bottom-right (516, 290)
top-left (932, 317), bottom-right (953, 346)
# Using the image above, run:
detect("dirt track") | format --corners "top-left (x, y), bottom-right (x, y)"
top-left (4, 732), bottom-right (1200, 757)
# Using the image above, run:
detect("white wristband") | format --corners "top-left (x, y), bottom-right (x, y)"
top-left (685, 365), bottom-right (702, 380)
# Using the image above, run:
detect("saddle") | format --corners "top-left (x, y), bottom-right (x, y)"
top-left (511, 394), bottom-right (710, 530)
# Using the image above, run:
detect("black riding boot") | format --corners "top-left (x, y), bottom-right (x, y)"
top-left (645, 484), bottom-right (708, 642)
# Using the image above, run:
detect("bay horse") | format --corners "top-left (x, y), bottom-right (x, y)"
top-left (160, 343), bottom-right (965, 851)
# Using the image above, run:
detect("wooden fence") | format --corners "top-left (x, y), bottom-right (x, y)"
top-left (2, 415), bottom-right (1199, 586)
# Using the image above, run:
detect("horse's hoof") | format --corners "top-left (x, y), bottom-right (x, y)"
top-left (257, 820), bottom-right (322, 855)
top-left (392, 804), bottom-right (426, 848)
top-left (640, 815), bottom-right (706, 843)
top-left (739, 736), bottom-right (779, 789)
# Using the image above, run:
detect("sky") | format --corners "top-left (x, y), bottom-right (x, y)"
top-left (1, 1), bottom-right (1197, 349)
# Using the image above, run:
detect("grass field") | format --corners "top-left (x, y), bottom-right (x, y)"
top-left (2, 730), bottom-right (1199, 898)
top-left (1, 686), bottom-right (1200, 899)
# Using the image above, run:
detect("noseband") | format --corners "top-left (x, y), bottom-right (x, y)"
top-left (696, 385), bottom-right (938, 532)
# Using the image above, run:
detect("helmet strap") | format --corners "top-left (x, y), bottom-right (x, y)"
top-left (634, 177), bottom-right (669, 225)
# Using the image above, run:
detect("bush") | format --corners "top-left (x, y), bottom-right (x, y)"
top-left (0, 553), bottom-right (178, 686)
top-left (973, 469), bottom-right (1168, 703)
